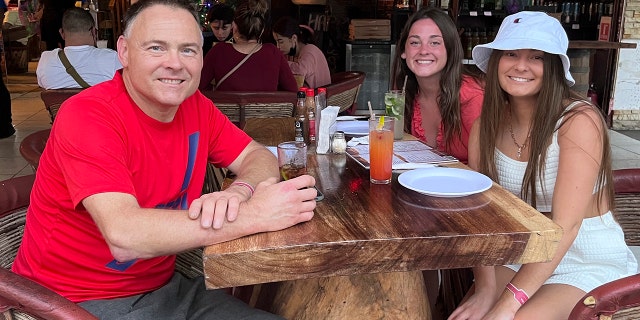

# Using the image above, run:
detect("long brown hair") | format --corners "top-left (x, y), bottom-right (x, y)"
top-left (477, 50), bottom-right (614, 211)
top-left (392, 7), bottom-right (479, 152)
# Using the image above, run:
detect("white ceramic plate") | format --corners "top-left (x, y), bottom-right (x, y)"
top-left (336, 120), bottom-right (369, 136)
top-left (398, 168), bottom-right (493, 197)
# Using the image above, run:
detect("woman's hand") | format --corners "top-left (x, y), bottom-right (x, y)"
top-left (448, 290), bottom-right (496, 320)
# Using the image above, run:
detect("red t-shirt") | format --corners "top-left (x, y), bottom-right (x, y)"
top-left (12, 71), bottom-right (251, 302)
top-left (411, 75), bottom-right (484, 164)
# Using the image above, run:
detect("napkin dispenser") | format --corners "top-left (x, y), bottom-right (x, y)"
top-left (316, 106), bottom-right (340, 154)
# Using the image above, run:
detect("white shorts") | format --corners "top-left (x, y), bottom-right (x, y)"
top-left (505, 211), bottom-right (638, 293)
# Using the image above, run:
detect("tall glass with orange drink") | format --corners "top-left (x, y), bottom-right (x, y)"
top-left (368, 116), bottom-right (394, 184)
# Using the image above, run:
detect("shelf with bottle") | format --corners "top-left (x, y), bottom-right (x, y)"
top-left (460, 26), bottom-right (496, 62)
top-left (556, 0), bottom-right (614, 40)
top-left (455, 0), bottom-right (615, 45)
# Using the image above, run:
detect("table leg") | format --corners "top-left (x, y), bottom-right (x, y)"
top-left (253, 270), bottom-right (431, 320)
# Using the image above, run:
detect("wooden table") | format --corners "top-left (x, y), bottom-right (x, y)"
top-left (202, 146), bottom-right (562, 319)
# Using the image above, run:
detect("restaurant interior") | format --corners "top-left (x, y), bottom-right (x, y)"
top-left (2, 0), bottom-right (640, 319)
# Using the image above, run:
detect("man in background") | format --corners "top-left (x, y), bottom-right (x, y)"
top-left (37, 7), bottom-right (121, 89)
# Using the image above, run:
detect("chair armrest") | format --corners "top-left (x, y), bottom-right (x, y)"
top-left (0, 268), bottom-right (98, 319)
top-left (569, 273), bottom-right (640, 319)
top-left (613, 169), bottom-right (640, 194)
top-left (0, 175), bottom-right (35, 217)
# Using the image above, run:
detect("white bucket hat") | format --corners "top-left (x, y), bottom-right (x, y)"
top-left (472, 11), bottom-right (575, 86)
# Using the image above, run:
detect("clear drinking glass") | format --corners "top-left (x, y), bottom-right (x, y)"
top-left (384, 90), bottom-right (405, 140)
top-left (277, 141), bottom-right (307, 180)
top-left (369, 116), bottom-right (394, 184)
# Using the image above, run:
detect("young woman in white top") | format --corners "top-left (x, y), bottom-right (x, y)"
top-left (449, 11), bottom-right (637, 320)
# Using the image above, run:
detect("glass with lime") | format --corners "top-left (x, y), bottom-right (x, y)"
top-left (384, 90), bottom-right (405, 140)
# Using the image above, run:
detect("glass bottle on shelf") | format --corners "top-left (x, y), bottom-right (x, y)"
top-left (461, 28), bottom-right (470, 59)
top-left (479, 28), bottom-right (487, 44)
top-left (470, 28), bottom-right (480, 52)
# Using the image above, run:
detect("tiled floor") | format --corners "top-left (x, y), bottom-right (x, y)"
top-left (2, 62), bottom-right (640, 181)
top-left (1, 62), bottom-right (50, 181)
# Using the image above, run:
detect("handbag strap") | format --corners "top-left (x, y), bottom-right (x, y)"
top-left (215, 43), bottom-right (262, 90)
top-left (58, 50), bottom-right (91, 89)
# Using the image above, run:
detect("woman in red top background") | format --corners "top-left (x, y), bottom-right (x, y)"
top-left (199, 0), bottom-right (298, 92)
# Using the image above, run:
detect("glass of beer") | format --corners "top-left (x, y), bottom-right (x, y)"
top-left (277, 141), bottom-right (307, 180)
top-left (369, 116), bottom-right (394, 184)
top-left (384, 90), bottom-right (405, 140)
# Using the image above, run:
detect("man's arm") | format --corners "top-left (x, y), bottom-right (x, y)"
top-left (189, 140), bottom-right (282, 229)
top-left (226, 140), bottom-right (280, 191)
top-left (83, 174), bottom-right (317, 262)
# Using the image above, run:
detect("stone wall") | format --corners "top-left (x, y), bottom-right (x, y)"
top-left (612, 0), bottom-right (640, 129)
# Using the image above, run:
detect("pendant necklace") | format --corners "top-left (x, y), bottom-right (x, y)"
top-left (507, 110), bottom-right (531, 159)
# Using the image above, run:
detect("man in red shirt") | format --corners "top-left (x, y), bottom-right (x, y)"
top-left (12, 0), bottom-right (317, 318)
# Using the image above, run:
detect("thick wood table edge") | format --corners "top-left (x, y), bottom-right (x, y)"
top-left (204, 149), bottom-right (563, 290)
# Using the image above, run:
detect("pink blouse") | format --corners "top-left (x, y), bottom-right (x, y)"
top-left (410, 75), bottom-right (484, 164)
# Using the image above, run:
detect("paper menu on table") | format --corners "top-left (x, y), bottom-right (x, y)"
top-left (346, 140), bottom-right (458, 169)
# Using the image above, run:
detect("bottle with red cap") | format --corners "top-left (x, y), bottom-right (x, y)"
top-left (305, 88), bottom-right (316, 145)
top-left (295, 90), bottom-right (307, 144)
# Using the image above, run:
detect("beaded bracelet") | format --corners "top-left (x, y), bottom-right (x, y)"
top-left (230, 181), bottom-right (254, 197)
top-left (506, 282), bottom-right (529, 305)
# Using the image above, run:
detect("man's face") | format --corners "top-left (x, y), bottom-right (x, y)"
top-left (117, 4), bottom-right (203, 119)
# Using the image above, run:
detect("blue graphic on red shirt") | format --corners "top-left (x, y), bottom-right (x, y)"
top-left (105, 132), bottom-right (200, 271)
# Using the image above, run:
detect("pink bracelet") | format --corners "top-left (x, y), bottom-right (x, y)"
top-left (230, 181), bottom-right (254, 197)
top-left (506, 282), bottom-right (529, 305)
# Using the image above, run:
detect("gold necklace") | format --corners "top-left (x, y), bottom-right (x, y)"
top-left (507, 111), bottom-right (531, 159)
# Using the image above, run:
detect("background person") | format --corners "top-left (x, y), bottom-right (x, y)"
top-left (392, 7), bottom-right (484, 164)
top-left (208, 3), bottom-right (234, 42)
top-left (37, 7), bottom-right (122, 89)
top-left (12, 0), bottom-right (316, 318)
top-left (0, 76), bottom-right (14, 139)
top-left (450, 11), bottom-right (637, 320)
top-left (272, 16), bottom-right (331, 88)
top-left (40, 0), bottom-right (75, 49)
top-left (202, 3), bottom-right (234, 55)
top-left (199, 0), bottom-right (298, 92)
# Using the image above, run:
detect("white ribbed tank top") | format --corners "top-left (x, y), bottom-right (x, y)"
top-left (495, 101), bottom-right (584, 212)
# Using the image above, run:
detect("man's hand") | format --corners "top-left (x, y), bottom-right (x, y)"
top-left (242, 175), bottom-right (317, 233)
top-left (188, 175), bottom-right (317, 231)
top-left (188, 183), bottom-right (252, 229)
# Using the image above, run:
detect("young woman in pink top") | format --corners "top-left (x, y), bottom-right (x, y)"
top-left (392, 7), bottom-right (484, 164)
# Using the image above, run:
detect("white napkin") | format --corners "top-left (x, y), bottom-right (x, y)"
top-left (347, 135), bottom-right (369, 147)
top-left (392, 163), bottom-right (437, 170)
top-left (316, 106), bottom-right (340, 154)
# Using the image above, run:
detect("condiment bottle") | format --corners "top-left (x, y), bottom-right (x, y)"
top-left (295, 90), bottom-right (306, 144)
top-left (315, 87), bottom-right (326, 143)
top-left (331, 131), bottom-right (347, 154)
top-left (305, 88), bottom-right (316, 145)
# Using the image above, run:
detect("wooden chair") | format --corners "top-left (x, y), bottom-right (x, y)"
top-left (569, 168), bottom-right (640, 320)
top-left (0, 174), bottom-right (212, 319)
top-left (325, 71), bottom-right (365, 114)
top-left (19, 129), bottom-right (51, 171)
top-left (0, 174), bottom-right (99, 320)
top-left (199, 91), bottom-right (297, 193)
top-left (201, 91), bottom-right (297, 128)
top-left (40, 89), bottom-right (84, 123)
top-left (242, 117), bottom-right (296, 146)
